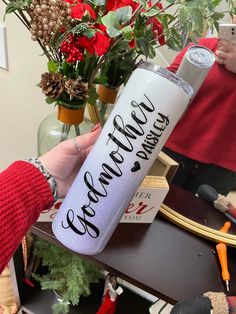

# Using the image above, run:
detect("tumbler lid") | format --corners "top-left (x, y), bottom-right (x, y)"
top-left (186, 45), bottom-right (215, 68)
top-left (138, 61), bottom-right (193, 98)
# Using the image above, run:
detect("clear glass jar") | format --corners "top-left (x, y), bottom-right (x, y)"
top-left (96, 98), bottom-right (116, 125)
top-left (37, 111), bottom-right (93, 156)
top-left (96, 85), bottom-right (119, 125)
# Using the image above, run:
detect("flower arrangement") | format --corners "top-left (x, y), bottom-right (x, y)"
top-left (2, 0), bottom-right (232, 111)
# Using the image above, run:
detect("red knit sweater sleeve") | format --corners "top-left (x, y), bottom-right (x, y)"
top-left (0, 161), bottom-right (54, 273)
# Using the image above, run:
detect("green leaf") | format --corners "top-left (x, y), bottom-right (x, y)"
top-left (83, 28), bottom-right (96, 39)
top-left (91, 0), bottom-right (105, 5)
top-left (178, 7), bottom-right (189, 25)
top-left (47, 61), bottom-right (58, 73)
top-left (188, 33), bottom-right (198, 44)
top-left (116, 6), bottom-right (132, 24)
top-left (62, 62), bottom-right (74, 77)
top-left (70, 23), bottom-right (88, 35)
top-left (101, 11), bottom-right (120, 28)
top-left (186, 0), bottom-right (202, 9)
top-left (213, 20), bottom-right (220, 32)
top-left (211, 12), bottom-right (225, 21)
top-left (4, 2), bottom-right (24, 18)
top-left (87, 85), bottom-right (98, 105)
top-left (190, 8), bottom-right (203, 32)
top-left (136, 37), bottom-right (149, 58)
top-left (133, 0), bottom-right (147, 9)
top-left (106, 26), bottom-right (121, 38)
top-left (143, 8), bottom-right (159, 17)
top-left (165, 27), bottom-right (183, 51)
top-left (121, 26), bottom-right (133, 41)
top-left (211, 0), bottom-right (222, 7)
top-left (24, 0), bottom-right (32, 6)
top-left (45, 97), bottom-right (56, 105)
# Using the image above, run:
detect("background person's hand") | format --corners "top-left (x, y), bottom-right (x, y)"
top-left (216, 39), bottom-right (236, 74)
top-left (39, 123), bottom-right (101, 198)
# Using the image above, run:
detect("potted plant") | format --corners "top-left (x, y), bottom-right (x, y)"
top-left (33, 238), bottom-right (102, 314)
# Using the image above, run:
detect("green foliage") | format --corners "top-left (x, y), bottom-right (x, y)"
top-left (48, 61), bottom-right (59, 73)
top-left (133, 0), bottom-right (149, 10)
top-left (96, 43), bottom-right (137, 88)
top-left (101, 6), bottom-right (132, 38)
top-left (91, 0), bottom-right (105, 5)
top-left (87, 85), bottom-right (99, 105)
top-left (70, 23), bottom-right (89, 35)
top-left (45, 97), bottom-right (56, 105)
top-left (116, 6), bottom-right (133, 24)
top-left (33, 238), bottom-right (102, 314)
top-left (52, 302), bottom-right (70, 314)
top-left (4, 0), bottom-right (30, 19)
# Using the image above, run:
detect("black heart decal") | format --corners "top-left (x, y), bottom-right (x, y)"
top-left (131, 161), bottom-right (141, 172)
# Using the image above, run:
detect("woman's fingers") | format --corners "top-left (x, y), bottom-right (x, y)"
top-left (73, 125), bottom-right (101, 152)
top-left (215, 49), bottom-right (227, 64)
top-left (57, 123), bottom-right (102, 155)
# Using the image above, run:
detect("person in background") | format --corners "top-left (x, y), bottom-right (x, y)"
top-left (0, 124), bottom-right (101, 274)
top-left (163, 33), bottom-right (236, 196)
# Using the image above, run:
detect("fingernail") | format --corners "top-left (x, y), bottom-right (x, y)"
top-left (91, 123), bottom-right (101, 132)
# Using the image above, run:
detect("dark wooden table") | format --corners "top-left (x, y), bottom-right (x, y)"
top-left (30, 185), bottom-right (236, 305)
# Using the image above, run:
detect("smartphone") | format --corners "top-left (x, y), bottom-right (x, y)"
top-left (218, 24), bottom-right (236, 43)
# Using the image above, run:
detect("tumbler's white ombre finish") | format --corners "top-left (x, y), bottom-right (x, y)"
top-left (52, 62), bottom-right (193, 255)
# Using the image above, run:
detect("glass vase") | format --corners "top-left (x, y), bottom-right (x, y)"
top-left (96, 85), bottom-right (119, 125)
top-left (37, 105), bottom-right (93, 156)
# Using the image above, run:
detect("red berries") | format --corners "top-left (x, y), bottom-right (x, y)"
top-left (60, 34), bottom-right (84, 63)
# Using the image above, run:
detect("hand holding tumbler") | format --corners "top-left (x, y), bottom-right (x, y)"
top-left (52, 62), bottom-right (193, 255)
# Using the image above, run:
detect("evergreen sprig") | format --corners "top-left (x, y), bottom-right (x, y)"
top-left (33, 238), bottom-right (102, 314)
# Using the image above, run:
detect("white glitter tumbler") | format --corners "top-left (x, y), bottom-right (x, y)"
top-left (52, 62), bottom-right (193, 255)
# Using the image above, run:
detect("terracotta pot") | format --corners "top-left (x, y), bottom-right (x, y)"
top-left (97, 85), bottom-right (118, 104)
top-left (57, 106), bottom-right (85, 125)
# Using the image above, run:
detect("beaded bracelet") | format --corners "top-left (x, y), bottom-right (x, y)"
top-left (26, 157), bottom-right (58, 202)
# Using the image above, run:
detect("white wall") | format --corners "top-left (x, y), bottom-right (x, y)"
top-left (0, 3), bottom-right (53, 170)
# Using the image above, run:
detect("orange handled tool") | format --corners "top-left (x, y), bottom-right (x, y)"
top-left (216, 242), bottom-right (230, 291)
top-left (215, 222), bottom-right (231, 291)
top-left (219, 221), bottom-right (231, 234)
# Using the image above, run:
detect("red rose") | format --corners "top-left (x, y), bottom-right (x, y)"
top-left (93, 32), bottom-right (110, 56)
top-left (71, 3), bottom-right (84, 19)
top-left (106, 0), bottom-right (139, 12)
top-left (77, 36), bottom-right (95, 55)
top-left (156, 2), bottom-right (163, 10)
top-left (148, 17), bottom-right (165, 45)
top-left (83, 3), bottom-right (96, 19)
top-left (71, 2), bottom-right (96, 20)
top-left (146, 2), bottom-right (165, 46)
top-left (128, 38), bottom-right (136, 49)
top-left (147, 1), bottom-right (163, 10)
top-left (95, 23), bottom-right (107, 34)
top-left (64, 0), bottom-right (74, 4)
